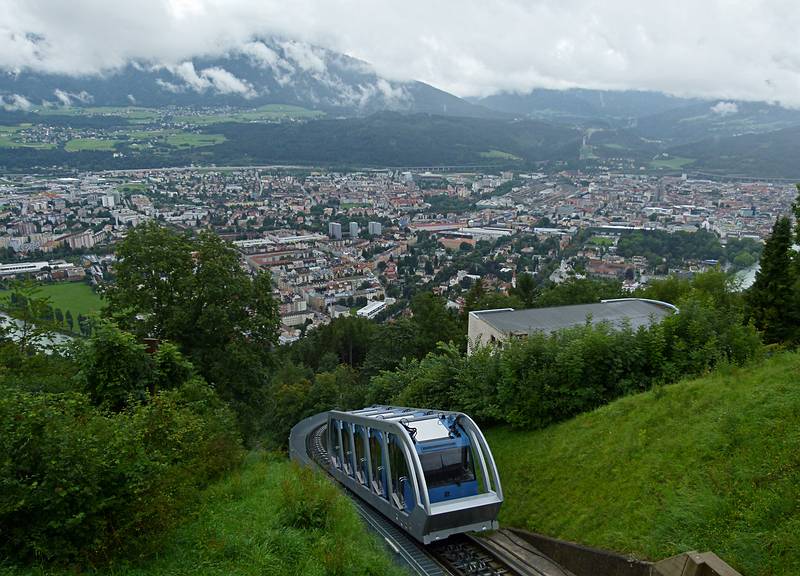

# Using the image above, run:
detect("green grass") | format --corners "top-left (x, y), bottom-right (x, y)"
top-left (0, 282), bottom-right (103, 333)
top-left (2, 454), bottom-right (403, 576)
top-left (174, 104), bottom-right (324, 125)
top-left (165, 132), bottom-right (226, 148)
top-left (32, 106), bottom-right (161, 123)
top-left (117, 182), bottom-right (148, 194)
top-left (588, 236), bottom-right (614, 247)
top-left (480, 149), bottom-right (522, 161)
top-left (0, 126), bottom-right (55, 149)
top-left (486, 352), bottom-right (800, 576)
top-left (116, 129), bottom-right (225, 149)
top-left (64, 138), bottom-right (121, 152)
top-left (649, 156), bottom-right (695, 169)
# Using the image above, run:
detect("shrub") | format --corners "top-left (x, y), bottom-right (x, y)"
top-left (0, 380), bottom-right (242, 564)
top-left (370, 292), bottom-right (763, 432)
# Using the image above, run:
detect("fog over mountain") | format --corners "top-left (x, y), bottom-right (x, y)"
top-left (0, 38), bottom-right (496, 117)
top-left (2, 0), bottom-right (800, 107)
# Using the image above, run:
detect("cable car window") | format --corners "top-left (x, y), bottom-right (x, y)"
top-left (387, 433), bottom-right (413, 512)
top-left (369, 430), bottom-right (387, 499)
top-left (330, 421), bottom-right (342, 470)
top-left (343, 425), bottom-right (355, 477)
top-left (354, 425), bottom-right (368, 485)
top-left (420, 447), bottom-right (476, 489)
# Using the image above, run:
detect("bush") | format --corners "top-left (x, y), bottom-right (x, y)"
top-left (0, 380), bottom-right (242, 564)
top-left (370, 289), bottom-right (763, 432)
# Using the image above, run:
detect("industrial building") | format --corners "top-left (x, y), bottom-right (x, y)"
top-left (467, 298), bottom-right (677, 354)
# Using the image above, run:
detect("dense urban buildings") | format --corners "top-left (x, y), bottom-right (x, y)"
top-left (0, 167), bottom-right (792, 342)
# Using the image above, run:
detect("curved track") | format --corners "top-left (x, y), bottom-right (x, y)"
top-left (289, 414), bottom-right (571, 576)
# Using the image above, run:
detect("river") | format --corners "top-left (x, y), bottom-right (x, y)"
top-left (733, 263), bottom-right (759, 291)
top-left (0, 312), bottom-right (73, 352)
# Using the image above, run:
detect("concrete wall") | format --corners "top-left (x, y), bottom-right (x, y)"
top-left (467, 311), bottom-right (509, 355)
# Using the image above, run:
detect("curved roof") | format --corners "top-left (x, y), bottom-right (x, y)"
top-left (471, 298), bottom-right (676, 336)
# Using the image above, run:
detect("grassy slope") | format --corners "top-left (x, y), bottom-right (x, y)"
top-left (486, 352), bottom-right (800, 576)
top-left (3, 454), bottom-right (403, 576)
top-left (1, 282), bottom-right (102, 317)
top-left (0, 282), bottom-right (103, 333)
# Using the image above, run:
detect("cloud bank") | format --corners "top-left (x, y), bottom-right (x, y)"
top-left (1, 0), bottom-right (800, 105)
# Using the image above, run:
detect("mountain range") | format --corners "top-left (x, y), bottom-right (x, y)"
top-left (2, 38), bottom-right (800, 177)
top-left (0, 38), bottom-right (495, 118)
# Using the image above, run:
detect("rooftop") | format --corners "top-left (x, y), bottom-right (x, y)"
top-left (471, 298), bottom-right (677, 336)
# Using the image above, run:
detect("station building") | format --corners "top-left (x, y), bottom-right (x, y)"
top-left (467, 298), bottom-right (677, 354)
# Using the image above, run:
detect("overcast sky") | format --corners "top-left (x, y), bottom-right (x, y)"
top-left (2, 0), bottom-right (800, 104)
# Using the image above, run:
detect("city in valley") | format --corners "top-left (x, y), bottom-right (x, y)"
top-left (0, 167), bottom-right (788, 342)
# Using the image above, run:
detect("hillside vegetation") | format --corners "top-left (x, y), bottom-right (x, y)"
top-left (2, 454), bottom-right (402, 576)
top-left (486, 351), bottom-right (800, 576)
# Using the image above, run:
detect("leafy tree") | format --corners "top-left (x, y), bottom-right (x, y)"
top-left (153, 341), bottom-right (196, 393)
top-left (75, 320), bottom-right (153, 410)
top-left (65, 310), bottom-right (74, 331)
top-left (54, 308), bottom-right (64, 325)
top-left (104, 223), bottom-right (280, 437)
top-left (536, 278), bottom-right (623, 308)
top-left (105, 222), bottom-right (194, 339)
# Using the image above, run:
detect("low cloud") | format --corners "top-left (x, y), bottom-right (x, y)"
top-left (1, 93), bottom-right (33, 111)
top-left (53, 89), bottom-right (93, 106)
top-left (710, 101), bottom-right (739, 116)
top-left (168, 61), bottom-right (256, 97)
top-left (200, 66), bottom-right (257, 97)
top-left (1, 1), bottom-right (800, 106)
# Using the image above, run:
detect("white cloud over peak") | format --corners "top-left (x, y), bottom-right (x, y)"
top-left (166, 61), bottom-right (257, 97)
top-left (1, 0), bottom-right (800, 106)
top-left (710, 101), bottom-right (739, 116)
top-left (1, 93), bottom-right (32, 111)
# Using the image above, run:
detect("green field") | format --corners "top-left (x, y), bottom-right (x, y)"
top-left (480, 149), bottom-right (522, 161)
top-left (588, 235), bottom-right (614, 247)
top-left (117, 182), bottom-right (148, 194)
top-left (32, 106), bottom-right (161, 124)
top-left (649, 156), bottom-right (695, 169)
top-left (0, 126), bottom-right (55, 149)
top-left (174, 104), bottom-right (324, 125)
top-left (1, 455), bottom-right (402, 576)
top-left (0, 282), bottom-right (103, 333)
top-left (64, 138), bottom-right (121, 152)
top-left (165, 132), bottom-right (227, 148)
top-left (486, 352), bottom-right (800, 576)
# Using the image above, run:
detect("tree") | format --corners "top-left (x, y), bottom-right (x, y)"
top-left (104, 223), bottom-right (280, 437)
top-left (746, 217), bottom-right (799, 344)
top-left (75, 320), bottom-right (153, 410)
top-left (104, 222), bottom-right (194, 340)
top-left (464, 277), bottom-right (486, 311)
top-left (65, 310), bottom-right (74, 332)
top-left (793, 184), bottom-right (800, 251)
top-left (54, 308), bottom-right (64, 325)
top-left (410, 292), bottom-right (463, 354)
top-left (511, 273), bottom-right (538, 308)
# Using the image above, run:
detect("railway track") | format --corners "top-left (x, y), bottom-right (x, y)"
top-left (292, 415), bottom-right (570, 576)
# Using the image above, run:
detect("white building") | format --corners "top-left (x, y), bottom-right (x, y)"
top-left (368, 221), bottom-right (382, 236)
top-left (357, 300), bottom-right (387, 319)
top-left (467, 299), bottom-right (678, 354)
